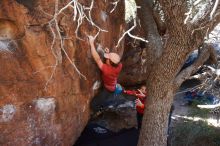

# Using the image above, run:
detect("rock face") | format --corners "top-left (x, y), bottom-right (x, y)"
top-left (91, 94), bottom-right (138, 132)
top-left (119, 23), bottom-right (149, 86)
top-left (119, 39), bottom-right (147, 85)
top-left (0, 0), bottom-right (124, 145)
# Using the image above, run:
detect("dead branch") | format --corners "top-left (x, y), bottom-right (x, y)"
top-left (191, 0), bottom-right (220, 33)
top-left (110, 0), bottom-right (120, 13)
top-left (196, 64), bottom-right (220, 96)
top-left (116, 18), bottom-right (148, 48)
top-left (51, 13), bottom-right (87, 78)
top-left (189, 72), bottom-right (209, 81)
top-left (210, 0), bottom-right (219, 20)
top-left (42, 0), bottom-right (110, 89)
top-left (184, 7), bottom-right (192, 24)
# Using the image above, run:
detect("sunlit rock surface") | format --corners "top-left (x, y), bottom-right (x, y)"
top-left (0, 0), bottom-right (125, 145)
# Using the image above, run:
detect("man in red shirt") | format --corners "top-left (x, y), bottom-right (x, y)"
top-left (88, 36), bottom-right (122, 112)
top-left (101, 53), bottom-right (122, 92)
top-left (124, 85), bottom-right (147, 129)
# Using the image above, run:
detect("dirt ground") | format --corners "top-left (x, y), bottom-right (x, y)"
top-left (169, 84), bottom-right (220, 146)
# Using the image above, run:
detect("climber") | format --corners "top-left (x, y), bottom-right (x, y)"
top-left (124, 85), bottom-right (147, 129)
top-left (88, 36), bottom-right (123, 112)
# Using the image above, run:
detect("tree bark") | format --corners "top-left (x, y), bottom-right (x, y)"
top-left (138, 86), bottom-right (173, 146)
top-left (138, 36), bottom-right (191, 146)
top-left (135, 0), bottom-right (163, 61)
top-left (137, 0), bottom-right (220, 145)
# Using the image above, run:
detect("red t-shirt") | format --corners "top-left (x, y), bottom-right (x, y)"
top-left (124, 90), bottom-right (146, 114)
top-left (101, 63), bottom-right (122, 92)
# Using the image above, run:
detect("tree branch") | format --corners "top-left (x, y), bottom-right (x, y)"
top-left (152, 9), bottom-right (166, 36)
top-left (192, 2), bottom-right (220, 33)
top-left (210, 0), bottom-right (219, 20)
top-left (116, 18), bottom-right (148, 48)
top-left (173, 44), bottom-right (217, 90)
top-left (135, 0), bottom-right (163, 57)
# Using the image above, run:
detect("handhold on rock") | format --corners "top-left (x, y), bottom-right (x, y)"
top-left (0, 19), bottom-right (20, 41)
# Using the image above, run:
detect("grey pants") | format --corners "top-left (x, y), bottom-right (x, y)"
top-left (90, 88), bottom-right (126, 112)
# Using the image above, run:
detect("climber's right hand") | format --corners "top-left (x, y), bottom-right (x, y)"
top-left (88, 36), bottom-right (95, 44)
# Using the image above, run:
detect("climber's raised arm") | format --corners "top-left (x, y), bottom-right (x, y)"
top-left (88, 36), bottom-right (103, 69)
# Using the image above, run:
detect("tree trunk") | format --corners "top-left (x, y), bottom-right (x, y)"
top-left (138, 37), bottom-right (190, 145)
top-left (137, 31), bottom-right (218, 146)
top-left (138, 87), bottom-right (173, 146)
top-left (124, 0), bottom-right (220, 145)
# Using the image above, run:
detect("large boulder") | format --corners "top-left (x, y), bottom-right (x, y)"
top-left (90, 97), bottom-right (137, 132)
top-left (0, 0), bottom-right (125, 145)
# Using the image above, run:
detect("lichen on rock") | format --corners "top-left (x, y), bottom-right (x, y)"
top-left (34, 97), bottom-right (55, 114)
top-left (0, 104), bottom-right (16, 122)
top-left (0, 0), bottom-right (125, 145)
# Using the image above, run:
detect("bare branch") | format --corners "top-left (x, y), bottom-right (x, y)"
top-left (194, 0), bottom-right (203, 6)
top-left (184, 7), bottom-right (192, 24)
top-left (188, 71), bottom-right (209, 81)
top-left (191, 0), bottom-right (220, 32)
top-left (116, 18), bottom-right (148, 48)
top-left (33, 65), bottom-right (57, 74)
top-left (210, 0), bottom-right (219, 20)
top-left (83, 0), bottom-right (108, 33)
top-left (195, 63), bottom-right (220, 96)
top-left (43, 0), bottom-right (107, 89)
top-left (110, 0), bottom-right (120, 13)
top-left (44, 63), bottom-right (58, 91)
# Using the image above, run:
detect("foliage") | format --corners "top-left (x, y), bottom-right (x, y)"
top-left (188, 106), bottom-right (210, 119)
top-left (169, 120), bottom-right (220, 146)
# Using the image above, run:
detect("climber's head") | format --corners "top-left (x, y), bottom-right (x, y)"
top-left (104, 52), bottom-right (121, 67)
top-left (139, 85), bottom-right (147, 95)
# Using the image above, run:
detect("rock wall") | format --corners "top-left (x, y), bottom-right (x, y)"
top-left (0, 0), bottom-right (125, 145)
top-left (119, 27), bottom-right (148, 86)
